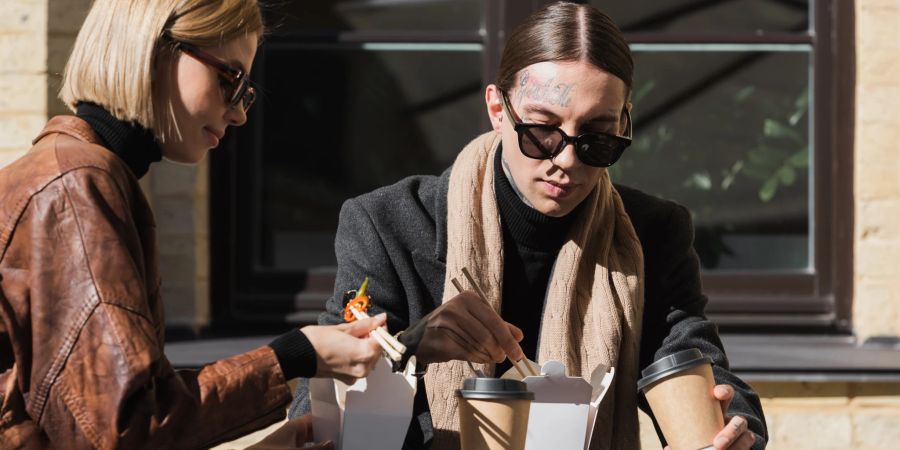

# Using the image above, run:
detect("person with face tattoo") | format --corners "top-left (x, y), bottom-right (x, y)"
top-left (290, 3), bottom-right (767, 450)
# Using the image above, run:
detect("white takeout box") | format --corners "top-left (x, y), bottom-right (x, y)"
top-left (310, 356), bottom-right (417, 450)
top-left (502, 360), bottom-right (615, 450)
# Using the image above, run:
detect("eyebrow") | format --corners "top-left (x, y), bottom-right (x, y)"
top-left (520, 103), bottom-right (619, 124)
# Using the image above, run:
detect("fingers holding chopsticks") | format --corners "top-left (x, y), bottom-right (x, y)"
top-left (415, 290), bottom-right (524, 365)
top-left (304, 314), bottom-right (386, 384)
top-left (338, 312), bottom-right (387, 337)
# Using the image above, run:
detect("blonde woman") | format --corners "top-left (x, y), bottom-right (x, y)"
top-left (0, 1), bottom-right (383, 448)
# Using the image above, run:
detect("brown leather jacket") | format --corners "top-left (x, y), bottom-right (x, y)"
top-left (0, 117), bottom-right (292, 449)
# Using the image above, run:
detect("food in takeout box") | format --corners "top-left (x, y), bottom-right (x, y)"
top-left (501, 360), bottom-right (615, 450)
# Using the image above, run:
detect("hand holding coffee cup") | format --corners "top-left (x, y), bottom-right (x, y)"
top-left (662, 388), bottom-right (756, 450)
top-left (638, 349), bottom-right (725, 450)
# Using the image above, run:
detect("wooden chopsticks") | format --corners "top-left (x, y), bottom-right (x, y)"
top-left (348, 307), bottom-right (406, 362)
top-left (346, 277), bottom-right (407, 362)
top-left (452, 267), bottom-right (539, 378)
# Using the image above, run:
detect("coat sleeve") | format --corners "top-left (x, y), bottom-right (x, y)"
top-left (637, 203), bottom-right (768, 449)
top-left (19, 169), bottom-right (291, 449)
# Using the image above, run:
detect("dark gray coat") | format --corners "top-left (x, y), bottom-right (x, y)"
top-left (291, 169), bottom-right (767, 449)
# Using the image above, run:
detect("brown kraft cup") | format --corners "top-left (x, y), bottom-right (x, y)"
top-left (456, 378), bottom-right (534, 450)
top-left (637, 349), bottom-right (724, 450)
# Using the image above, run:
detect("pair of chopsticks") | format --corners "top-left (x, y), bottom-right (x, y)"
top-left (450, 267), bottom-right (539, 379)
top-left (347, 278), bottom-right (407, 362)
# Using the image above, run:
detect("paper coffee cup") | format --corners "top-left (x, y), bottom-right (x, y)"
top-left (637, 349), bottom-right (724, 450)
top-left (457, 378), bottom-right (534, 450)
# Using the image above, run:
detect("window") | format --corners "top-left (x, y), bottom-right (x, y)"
top-left (211, 0), bottom-right (853, 333)
top-left (586, 0), bottom-right (854, 331)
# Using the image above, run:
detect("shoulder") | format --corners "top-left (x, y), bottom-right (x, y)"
top-left (614, 183), bottom-right (693, 247)
top-left (345, 170), bottom-right (449, 228)
top-left (0, 130), bottom-right (141, 253)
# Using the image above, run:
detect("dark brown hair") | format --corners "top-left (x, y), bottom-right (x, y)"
top-left (496, 2), bottom-right (633, 95)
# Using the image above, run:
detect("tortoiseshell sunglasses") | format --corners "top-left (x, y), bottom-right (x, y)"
top-left (176, 41), bottom-right (256, 111)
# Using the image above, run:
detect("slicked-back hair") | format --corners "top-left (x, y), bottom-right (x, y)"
top-left (496, 2), bottom-right (633, 95)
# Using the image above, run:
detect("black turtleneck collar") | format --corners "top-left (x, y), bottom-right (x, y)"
top-left (494, 147), bottom-right (580, 251)
top-left (76, 102), bottom-right (162, 179)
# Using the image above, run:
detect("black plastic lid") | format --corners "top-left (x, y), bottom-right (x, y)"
top-left (636, 348), bottom-right (712, 392)
top-left (456, 377), bottom-right (535, 400)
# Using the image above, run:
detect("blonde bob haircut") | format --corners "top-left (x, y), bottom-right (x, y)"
top-left (60, 0), bottom-right (264, 142)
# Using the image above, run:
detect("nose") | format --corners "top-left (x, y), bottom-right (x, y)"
top-left (551, 142), bottom-right (580, 169)
top-left (225, 103), bottom-right (248, 127)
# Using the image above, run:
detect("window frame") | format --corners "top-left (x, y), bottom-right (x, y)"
top-left (593, 0), bottom-right (854, 332)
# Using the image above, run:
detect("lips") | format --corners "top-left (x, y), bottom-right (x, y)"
top-left (540, 179), bottom-right (578, 198)
top-left (204, 127), bottom-right (225, 147)
top-left (206, 127), bottom-right (225, 140)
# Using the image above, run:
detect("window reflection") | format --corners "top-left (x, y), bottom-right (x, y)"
top-left (256, 45), bottom-right (483, 270)
top-left (590, 0), bottom-right (809, 34)
top-left (612, 49), bottom-right (811, 270)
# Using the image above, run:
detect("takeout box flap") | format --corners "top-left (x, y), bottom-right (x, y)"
top-left (518, 360), bottom-right (616, 450)
top-left (311, 356), bottom-right (417, 450)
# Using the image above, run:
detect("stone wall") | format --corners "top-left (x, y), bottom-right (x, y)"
top-left (0, 0), bottom-right (47, 164)
top-left (853, 0), bottom-right (900, 340)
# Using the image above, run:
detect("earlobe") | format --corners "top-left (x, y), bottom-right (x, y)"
top-left (485, 84), bottom-right (504, 132)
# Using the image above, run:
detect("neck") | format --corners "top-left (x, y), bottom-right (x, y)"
top-left (75, 102), bottom-right (162, 179)
top-left (500, 152), bottom-right (534, 208)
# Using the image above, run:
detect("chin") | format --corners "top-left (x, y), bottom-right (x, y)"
top-left (162, 145), bottom-right (208, 165)
top-left (534, 201), bottom-right (568, 218)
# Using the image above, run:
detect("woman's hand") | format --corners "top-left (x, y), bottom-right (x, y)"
top-left (246, 415), bottom-right (333, 450)
top-left (663, 384), bottom-right (757, 450)
top-left (301, 314), bottom-right (387, 384)
top-left (415, 291), bottom-right (524, 365)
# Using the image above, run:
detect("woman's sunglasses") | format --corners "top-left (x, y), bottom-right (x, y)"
top-left (500, 90), bottom-right (631, 167)
top-left (176, 41), bottom-right (256, 111)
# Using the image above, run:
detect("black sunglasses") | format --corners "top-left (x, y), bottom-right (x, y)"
top-left (176, 41), bottom-right (256, 111)
top-left (500, 90), bottom-right (631, 167)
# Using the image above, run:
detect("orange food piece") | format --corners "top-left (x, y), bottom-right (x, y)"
top-left (343, 295), bottom-right (370, 322)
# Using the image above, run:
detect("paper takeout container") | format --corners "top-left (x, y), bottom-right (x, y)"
top-left (310, 356), bottom-right (417, 450)
top-left (501, 360), bottom-right (615, 450)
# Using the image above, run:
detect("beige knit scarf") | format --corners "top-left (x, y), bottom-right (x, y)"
top-left (424, 132), bottom-right (645, 450)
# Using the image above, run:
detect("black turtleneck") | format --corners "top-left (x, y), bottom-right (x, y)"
top-left (75, 102), bottom-right (163, 179)
top-left (494, 148), bottom-right (579, 375)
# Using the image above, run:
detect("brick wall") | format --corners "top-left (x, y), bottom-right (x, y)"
top-left (854, 0), bottom-right (900, 340)
top-left (0, 0), bottom-right (47, 164)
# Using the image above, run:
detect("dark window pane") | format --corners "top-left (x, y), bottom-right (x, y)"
top-left (255, 45), bottom-right (483, 270)
top-left (589, 0), bottom-right (809, 34)
top-left (611, 49), bottom-right (811, 270)
top-left (265, 0), bottom-right (483, 33)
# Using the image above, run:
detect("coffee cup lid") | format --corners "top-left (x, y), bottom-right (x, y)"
top-left (636, 348), bottom-right (712, 392)
top-left (456, 377), bottom-right (534, 400)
